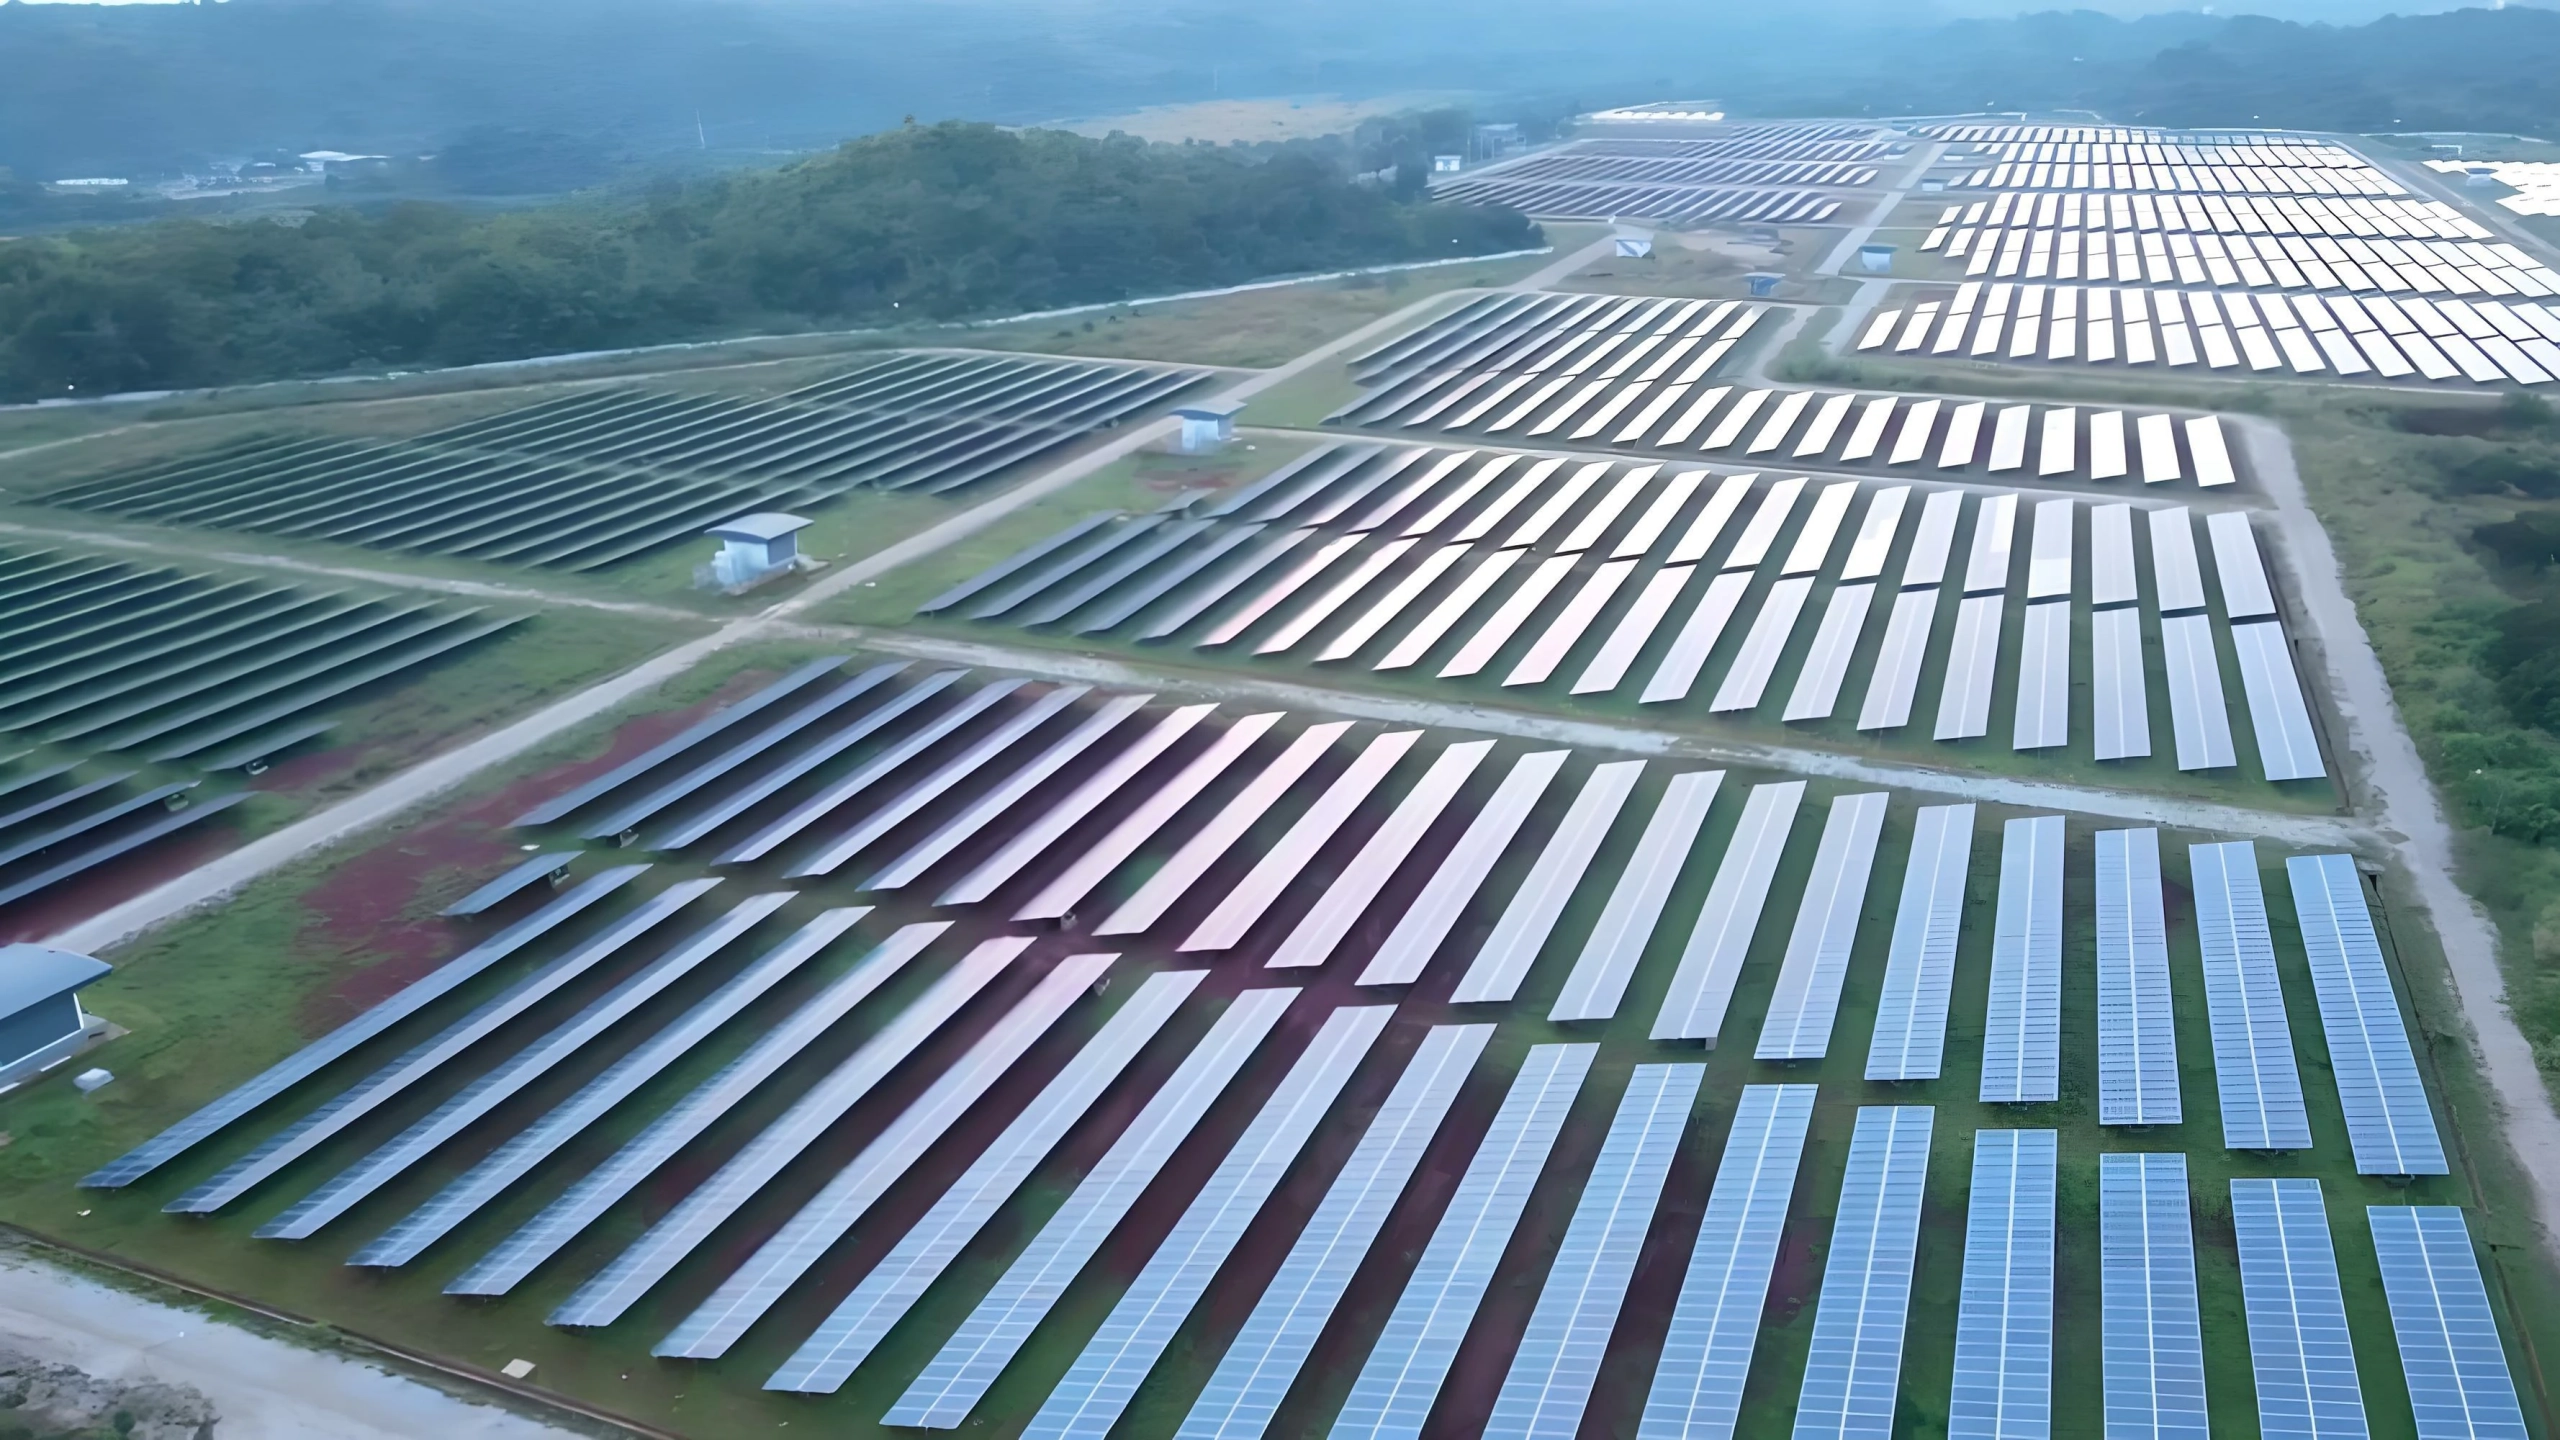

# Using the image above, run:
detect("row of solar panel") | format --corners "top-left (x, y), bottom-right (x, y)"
top-left (1426, 178), bottom-right (1845, 227)
top-left (0, 759), bottom-right (241, 912)
top-left (38, 353), bottom-right (1204, 572)
top-left (1869, 285), bottom-right (2560, 387)
top-left (85, 887), bottom-right (2515, 1439)
top-left (1952, 158), bottom-right (2406, 198)
top-left (0, 543), bottom-right (516, 765)
top-left (1572, 136), bottom-right (1900, 164)
top-left (502, 662), bottom-right (2358, 1125)
top-left (1475, 152), bottom-right (1881, 190)
top-left (1924, 221), bottom-right (2554, 299)
top-left (928, 458), bottom-right (2318, 776)
top-left (1347, 289), bottom-right (1762, 391)
top-left (1929, 185), bottom-right (2483, 245)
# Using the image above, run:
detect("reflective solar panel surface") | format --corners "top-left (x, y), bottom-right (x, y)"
top-left (1949, 1130), bottom-right (2056, 1440)
top-left (2369, 1207), bottom-right (2531, 1440)
top-left (2287, 854), bottom-right (2446, 1174)
top-left (1981, 816), bottom-right (2064, 1103)
top-left (1653, 780), bottom-right (1805, 1040)
top-left (1756, 792), bottom-right (1889, 1060)
top-left (2192, 841), bottom-right (2313, 1150)
top-left (1554, 769), bottom-right (1724, 1022)
top-left (1868, 804), bottom-right (1977, 1080)
top-left (2101, 1153), bottom-right (2210, 1440)
top-left (1454, 759), bottom-right (1645, 1004)
top-left (2097, 829), bottom-right (2182, 1125)
top-left (1790, 1105), bottom-right (1934, 1440)
top-left (2231, 1178), bottom-right (2369, 1439)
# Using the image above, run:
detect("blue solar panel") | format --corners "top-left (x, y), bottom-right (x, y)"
top-left (2368, 1207), bottom-right (2531, 1440)
top-left (512, 658), bottom-right (848, 824)
top-left (763, 969), bottom-right (1205, 1392)
top-left (2230, 1178), bottom-right (2368, 1439)
top-left (2191, 841), bottom-right (2313, 1151)
top-left (1949, 1130), bottom-right (2055, 1440)
top-left (2097, 829), bottom-right (2181, 1126)
top-left (1551, 770), bottom-right (1725, 1022)
top-left (1980, 816), bottom-right (2062, 1104)
top-left (2101, 1153), bottom-right (2209, 1440)
top-left (577, 663), bottom-right (910, 840)
top-left (2232, 621), bottom-right (2327, 782)
top-left (1791, 1105), bottom-right (1933, 1440)
top-left (1332, 1043), bottom-right (1596, 1440)
top-left (1867, 804), bottom-right (1976, 1081)
top-left (1636, 1082), bottom-right (1817, 1440)
top-left (353, 907), bottom-right (869, 1269)
top-left (1450, 760), bottom-right (1643, 1004)
top-left (2287, 855), bottom-right (2446, 1175)
top-left (1020, 1004), bottom-right (1395, 1440)
top-left (1651, 780), bottom-right (1805, 1041)
top-left (1175, 1023), bottom-right (1493, 1439)
top-left (652, 667), bottom-right (968, 852)
top-left (83, 865), bottom-right (648, 1190)
top-left (1358, 749), bottom-right (1569, 987)
top-left (1756, 792), bottom-right (1890, 1060)
top-left (1491, 1062), bottom-right (1704, 1440)
top-left (788, 684), bottom-right (1093, 877)
top-left (656, 952), bottom-right (1116, 1358)
top-left (548, 936), bottom-right (1030, 1328)
top-left (169, 876), bottom-right (720, 1215)
top-left (446, 921), bottom-right (947, 1296)
top-left (884, 986), bottom-right (1302, 1428)
top-left (258, 891), bottom-right (793, 1240)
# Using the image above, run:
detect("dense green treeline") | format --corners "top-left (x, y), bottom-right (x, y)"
top-left (0, 122), bottom-right (1535, 400)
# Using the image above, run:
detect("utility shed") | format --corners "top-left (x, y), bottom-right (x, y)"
top-left (0, 944), bottom-right (110, 1083)
top-left (1614, 229), bottom-right (1655, 258)
top-left (1173, 399), bottom-right (1246, 454)
top-left (704, 513), bottom-right (813, 589)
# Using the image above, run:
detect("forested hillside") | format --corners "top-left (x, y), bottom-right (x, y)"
top-left (0, 123), bottom-right (1535, 401)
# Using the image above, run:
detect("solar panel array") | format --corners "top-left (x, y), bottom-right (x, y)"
top-left (1791, 1105), bottom-right (1933, 1440)
top-left (38, 353), bottom-right (1206, 570)
top-left (0, 756), bottom-right (244, 914)
top-left (0, 543), bottom-right (516, 767)
top-left (2368, 1207), bottom-right (2533, 1440)
top-left (1950, 1130), bottom-right (2056, 1440)
top-left (2231, 1178), bottom-right (2368, 1439)
top-left (2102, 1153), bottom-right (2210, 1440)
top-left (2288, 854), bottom-right (2448, 1175)
top-left (1981, 816), bottom-right (2063, 1104)
top-left (2096, 828), bottom-right (2181, 1125)
top-left (2192, 841), bottom-right (2314, 1150)
top-left (1429, 175), bottom-right (1846, 226)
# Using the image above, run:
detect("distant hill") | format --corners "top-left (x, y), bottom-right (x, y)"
top-left (0, 121), bottom-right (1536, 400)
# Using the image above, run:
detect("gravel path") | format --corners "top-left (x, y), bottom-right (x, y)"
top-left (2237, 413), bottom-right (2560, 1242)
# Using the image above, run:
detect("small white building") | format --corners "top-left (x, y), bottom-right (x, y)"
top-left (0, 945), bottom-right (110, 1089)
top-left (1431, 154), bottom-right (1464, 174)
top-left (703, 512), bottom-right (813, 591)
top-left (1859, 243), bottom-right (1896, 273)
top-left (1613, 229), bottom-right (1654, 258)
top-left (1172, 400), bottom-right (1245, 454)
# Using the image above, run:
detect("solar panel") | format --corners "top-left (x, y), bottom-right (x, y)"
top-left (1756, 792), bottom-right (1889, 1060)
top-left (1858, 589), bottom-right (1940, 732)
top-left (1634, 1083), bottom-right (1817, 1439)
top-left (2012, 601), bottom-right (2072, 751)
top-left (1639, 570), bottom-right (1754, 703)
top-left (1783, 482), bottom-right (1859, 574)
top-left (1019, 1004), bottom-right (1394, 1440)
top-left (167, 876), bottom-right (717, 1215)
top-left (2091, 504), bottom-right (2139, 607)
top-left (1452, 459), bottom-right (1564, 542)
top-left (440, 852), bottom-right (576, 916)
top-left (2288, 854), bottom-right (2446, 1174)
top-left (1509, 559), bottom-right (1639, 686)
top-left (938, 703), bottom-right (1214, 907)
top-left (1374, 549), bottom-right (1521, 671)
top-left (1332, 1043), bottom-right (1596, 1440)
top-left (919, 520), bottom-right (1122, 615)
top-left (1902, 490), bottom-right (1964, 588)
top-left (2230, 1179), bottom-right (2368, 1439)
top-left (85, 860), bottom-right (647, 1194)
top-left (1703, 576), bottom-right (1811, 713)
top-left (2026, 499), bottom-right (2074, 599)
top-left (1490, 1062), bottom-right (1704, 1440)
top-left (1139, 528), bottom-right (1314, 639)
top-left (864, 693), bottom-right (1152, 891)
top-left (1964, 494), bottom-right (2019, 594)
top-left (1094, 721), bottom-right (1353, 936)
top-left (2368, 1207), bottom-right (2532, 1440)
top-left (2091, 607), bottom-right (2151, 762)
top-left (1935, 596), bottom-right (2005, 741)
top-left (1255, 539), bottom-right (1418, 655)
top-left (353, 907), bottom-right (867, 1269)
top-left (1549, 769), bottom-right (1724, 1021)
top-left (1202, 444), bottom-right (1353, 517)
top-left (446, 920), bottom-right (948, 1296)
top-left (513, 659), bottom-right (847, 824)
top-left (966, 516), bottom-right (1174, 620)
top-left (2097, 829), bottom-right (2181, 1125)
top-left (1201, 534), bottom-right (1363, 646)
top-left (1181, 728), bottom-right (1423, 952)
top-left (882, 986), bottom-right (1301, 1428)
top-left (2232, 622), bottom-right (2327, 782)
top-left (1454, 760), bottom-right (1645, 1003)
top-left (1360, 750), bottom-right (1568, 986)
top-left (1558, 466), bottom-right (1659, 552)
top-left (1175, 1023), bottom-right (1492, 1439)
top-left (2101, 1152), bottom-right (2209, 1440)
top-left (1013, 711), bottom-right (1277, 921)
top-left (1784, 583), bottom-right (1877, 721)
top-left (1572, 564), bottom-right (1695, 695)
top-left (1321, 544), bottom-right (1473, 662)
top-left (1723, 477), bottom-right (1804, 569)
top-left (1867, 804), bottom-right (1976, 1080)
top-left (1268, 739), bottom-right (1493, 968)
top-left (1980, 816), bottom-right (2063, 1103)
top-left (2206, 512), bottom-right (2279, 620)
top-left (547, 936), bottom-right (1030, 1328)
top-left (1441, 554), bottom-right (1579, 678)
top-left (1790, 1105), bottom-right (1934, 1440)
top-left (1404, 455), bottom-right (1515, 536)
top-left (2192, 840), bottom-right (2314, 1150)
top-left (2160, 615), bottom-right (2238, 770)
top-left (1652, 780), bottom-right (1806, 1042)
top-left (1839, 487), bottom-right (1910, 581)
top-left (761, 970), bottom-right (1205, 1390)
top-left (787, 684), bottom-right (1093, 878)
top-left (2188, 416), bottom-right (2239, 487)
top-left (718, 675), bottom-right (1025, 864)
top-left (261, 891), bottom-right (792, 1240)
top-left (1949, 1130), bottom-right (2056, 1440)
top-left (656, 952), bottom-right (1115, 1357)
top-left (1665, 473), bottom-right (1756, 563)
top-left (1353, 451), bottom-right (1476, 532)
top-left (2150, 507), bottom-right (2208, 613)
top-left (1077, 521), bottom-right (1267, 632)
top-left (1613, 470), bottom-right (1706, 559)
